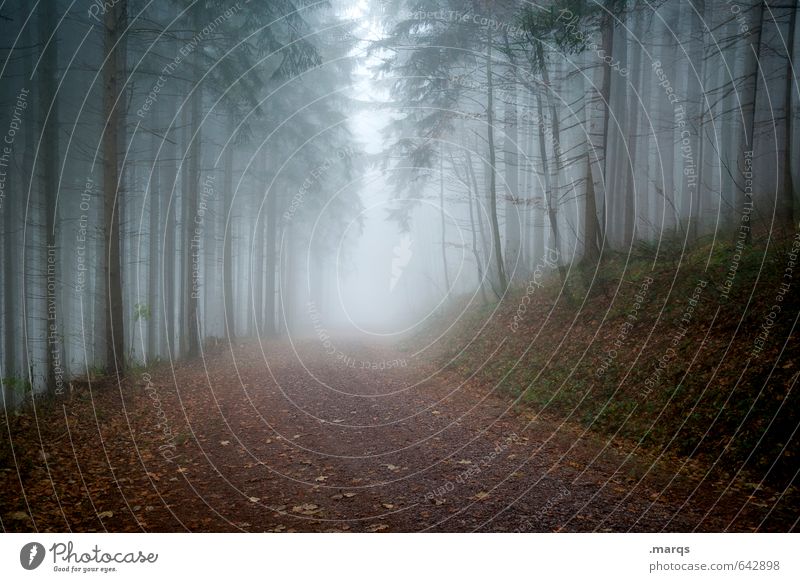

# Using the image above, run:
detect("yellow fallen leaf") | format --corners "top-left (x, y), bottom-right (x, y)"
top-left (292, 503), bottom-right (320, 515)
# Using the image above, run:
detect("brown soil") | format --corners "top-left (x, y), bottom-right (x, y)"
top-left (1, 339), bottom-right (796, 532)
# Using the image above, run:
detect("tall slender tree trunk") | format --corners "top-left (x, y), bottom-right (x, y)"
top-left (533, 43), bottom-right (569, 286)
top-left (147, 128), bottom-right (160, 361)
top-left (465, 145), bottom-right (493, 297)
top-left (254, 196), bottom-right (266, 332)
top-left (534, 84), bottom-right (567, 287)
top-left (102, 0), bottom-right (126, 374)
top-left (439, 148), bottom-right (450, 293)
top-left (688, 0), bottom-right (707, 241)
top-left (503, 39), bottom-right (521, 279)
top-left (159, 109), bottom-right (177, 358)
top-left (782, 1), bottom-right (797, 226)
top-left (184, 85), bottom-right (201, 358)
top-left (584, 155), bottom-right (601, 265)
top-left (486, 30), bottom-right (507, 293)
top-left (450, 149), bottom-right (488, 303)
top-left (624, 11), bottom-right (643, 247)
top-left (264, 181), bottom-right (277, 335)
top-left (163, 199), bottom-right (175, 357)
top-left (738, 0), bottom-right (764, 243)
top-left (223, 110), bottom-right (236, 339)
top-left (39, 0), bottom-right (60, 391)
top-left (721, 16), bottom-right (741, 230)
top-left (3, 163), bottom-right (16, 380)
top-left (594, 1), bottom-right (615, 248)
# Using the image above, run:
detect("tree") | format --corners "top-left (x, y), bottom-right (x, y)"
top-left (102, 0), bottom-right (126, 374)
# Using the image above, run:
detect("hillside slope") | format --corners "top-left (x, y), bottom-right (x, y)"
top-left (409, 233), bottom-right (800, 495)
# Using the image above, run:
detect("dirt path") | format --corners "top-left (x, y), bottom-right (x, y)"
top-left (1, 339), bottom-right (794, 532)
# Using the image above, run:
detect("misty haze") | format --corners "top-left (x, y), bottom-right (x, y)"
top-left (1, 0), bottom-right (799, 533)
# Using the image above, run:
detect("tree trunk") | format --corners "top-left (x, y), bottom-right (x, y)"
top-left (102, 0), bottom-right (126, 375)
top-left (39, 0), bottom-right (60, 391)
top-left (223, 110), bottom-right (236, 339)
top-left (184, 86), bottom-right (201, 358)
top-left (147, 127), bottom-right (160, 361)
top-left (264, 180), bottom-right (277, 335)
top-left (486, 29), bottom-right (507, 293)
top-left (595, 1), bottom-right (615, 247)
top-left (737, 0), bottom-right (764, 243)
top-left (255, 193), bottom-right (266, 332)
top-left (688, 0), bottom-right (707, 241)
top-left (503, 42), bottom-right (521, 279)
top-left (583, 155), bottom-right (601, 265)
top-left (534, 82), bottom-right (568, 288)
top-left (534, 43), bottom-right (569, 286)
top-left (782, 0), bottom-right (797, 227)
top-left (450, 148), bottom-right (488, 303)
top-left (439, 148), bottom-right (450, 293)
top-left (624, 10), bottom-right (643, 247)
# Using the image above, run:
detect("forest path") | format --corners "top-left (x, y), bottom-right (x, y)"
top-left (2, 339), bottom-right (784, 532)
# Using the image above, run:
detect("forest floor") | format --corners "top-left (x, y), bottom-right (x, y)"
top-left (2, 335), bottom-right (797, 532)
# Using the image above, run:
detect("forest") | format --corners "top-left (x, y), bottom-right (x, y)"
top-left (1, 0), bottom-right (798, 533)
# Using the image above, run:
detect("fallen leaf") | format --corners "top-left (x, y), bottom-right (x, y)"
top-left (292, 503), bottom-right (320, 515)
top-left (366, 524), bottom-right (388, 532)
top-left (249, 497), bottom-right (260, 503)
top-left (343, 492), bottom-right (356, 498)
top-left (315, 476), bottom-right (327, 482)
top-left (97, 511), bottom-right (113, 518)
top-left (474, 491), bottom-right (489, 500)
top-left (457, 459), bottom-right (472, 465)
top-left (220, 440), bottom-right (230, 446)
top-left (382, 503), bottom-right (395, 509)
top-left (8, 511), bottom-right (30, 521)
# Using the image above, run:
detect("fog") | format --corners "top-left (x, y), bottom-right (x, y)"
top-left (0, 0), bottom-right (798, 398)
